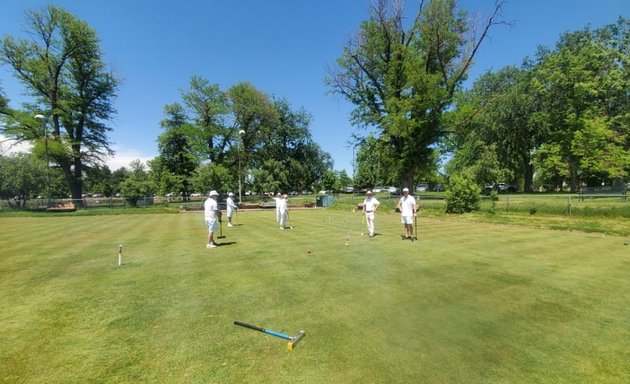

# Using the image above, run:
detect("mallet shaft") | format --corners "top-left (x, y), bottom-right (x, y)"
top-left (233, 320), bottom-right (291, 340)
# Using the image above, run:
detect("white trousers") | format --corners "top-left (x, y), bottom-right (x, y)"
top-left (366, 212), bottom-right (375, 236)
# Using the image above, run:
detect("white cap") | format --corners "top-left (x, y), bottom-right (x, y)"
top-left (209, 190), bottom-right (218, 196)
top-left (403, 187), bottom-right (409, 192)
top-left (228, 192), bottom-right (234, 196)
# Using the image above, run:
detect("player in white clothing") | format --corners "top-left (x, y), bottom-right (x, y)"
top-left (204, 190), bottom-right (221, 248)
top-left (396, 187), bottom-right (417, 239)
top-left (226, 192), bottom-right (238, 227)
top-left (362, 190), bottom-right (380, 238)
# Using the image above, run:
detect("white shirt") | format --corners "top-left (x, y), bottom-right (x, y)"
top-left (204, 197), bottom-right (218, 220)
top-left (277, 197), bottom-right (288, 213)
top-left (363, 197), bottom-right (380, 212)
top-left (399, 194), bottom-right (416, 216)
top-left (226, 197), bottom-right (237, 214)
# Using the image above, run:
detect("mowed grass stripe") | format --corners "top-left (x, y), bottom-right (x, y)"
top-left (1, 211), bottom-right (628, 383)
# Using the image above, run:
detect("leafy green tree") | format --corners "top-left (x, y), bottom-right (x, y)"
top-left (320, 170), bottom-right (338, 192)
top-left (1, 6), bottom-right (119, 204)
top-left (181, 76), bottom-right (232, 163)
top-left (254, 98), bottom-right (333, 192)
top-left (167, 77), bottom-right (334, 194)
top-left (251, 159), bottom-right (286, 194)
top-left (155, 103), bottom-right (198, 199)
top-left (353, 134), bottom-right (396, 189)
top-left (119, 160), bottom-right (153, 207)
top-left (572, 116), bottom-right (630, 184)
top-left (445, 173), bottom-right (480, 213)
top-left (533, 143), bottom-right (569, 191)
top-left (327, 0), bottom-right (505, 189)
top-left (533, 18), bottom-right (629, 190)
top-left (192, 163), bottom-right (234, 195)
top-left (337, 170), bottom-right (353, 189)
top-left (110, 167), bottom-right (128, 196)
top-left (84, 164), bottom-right (113, 197)
top-left (0, 153), bottom-right (46, 207)
top-left (447, 65), bottom-right (545, 191)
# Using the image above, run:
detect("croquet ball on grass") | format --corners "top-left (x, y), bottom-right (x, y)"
top-left (306, 249), bottom-right (312, 254)
top-left (624, 240), bottom-right (629, 246)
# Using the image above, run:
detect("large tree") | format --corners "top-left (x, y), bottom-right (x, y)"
top-left (1, 6), bottom-right (118, 203)
top-left (171, 77), bottom-right (333, 195)
top-left (154, 103), bottom-right (198, 199)
top-left (327, 0), bottom-right (505, 189)
top-left (0, 152), bottom-right (46, 207)
top-left (447, 65), bottom-right (546, 191)
top-left (533, 18), bottom-right (630, 190)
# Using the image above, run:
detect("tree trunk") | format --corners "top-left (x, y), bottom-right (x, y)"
top-left (400, 167), bottom-right (416, 193)
top-left (524, 153), bottom-right (534, 192)
top-left (569, 159), bottom-right (579, 193)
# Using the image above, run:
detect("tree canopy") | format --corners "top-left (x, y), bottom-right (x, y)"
top-left (1, 5), bottom-right (119, 203)
top-left (327, 0), bottom-right (505, 190)
top-left (150, 77), bottom-right (334, 198)
top-left (449, 17), bottom-right (629, 192)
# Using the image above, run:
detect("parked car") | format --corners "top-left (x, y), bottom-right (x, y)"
top-left (372, 186), bottom-right (384, 193)
top-left (416, 182), bottom-right (428, 192)
top-left (485, 183), bottom-right (517, 194)
top-left (497, 183), bottom-right (517, 192)
top-left (342, 186), bottom-right (354, 193)
top-left (387, 186), bottom-right (398, 193)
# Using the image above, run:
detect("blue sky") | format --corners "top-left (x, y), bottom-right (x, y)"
top-left (1, 0), bottom-right (628, 174)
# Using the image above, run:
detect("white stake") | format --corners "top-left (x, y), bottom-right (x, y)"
top-left (118, 244), bottom-right (122, 266)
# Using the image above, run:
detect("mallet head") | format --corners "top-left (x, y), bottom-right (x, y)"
top-left (287, 331), bottom-right (305, 350)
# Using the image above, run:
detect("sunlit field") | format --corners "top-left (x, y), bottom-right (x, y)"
top-left (1, 209), bottom-right (628, 383)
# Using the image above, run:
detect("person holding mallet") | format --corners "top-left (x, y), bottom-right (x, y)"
top-left (362, 190), bottom-right (380, 238)
top-left (204, 190), bottom-right (221, 248)
top-left (226, 192), bottom-right (238, 227)
top-left (396, 187), bottom-right (417, 239)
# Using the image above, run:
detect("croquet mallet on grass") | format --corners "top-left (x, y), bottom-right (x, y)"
top-left (234, 320), bottom-right (305, 350)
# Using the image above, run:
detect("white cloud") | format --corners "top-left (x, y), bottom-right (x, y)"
top-left (0, 134), bottom-right (33, 155)
top-left (105, 146), bottom-right (155, 170)
top-left (1, 136), bottom-right (154, 170)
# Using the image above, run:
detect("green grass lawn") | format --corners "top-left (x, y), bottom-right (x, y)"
top-left (1, 209), bottom-right (628, 383)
